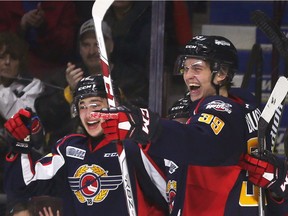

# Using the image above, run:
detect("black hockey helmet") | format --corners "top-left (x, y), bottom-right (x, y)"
top-left (174, 35), bottom-right (238, 86)
top-left (72, 75), bottom-right (106, 114)
top-left (167, 93), bottom-right (190, 120)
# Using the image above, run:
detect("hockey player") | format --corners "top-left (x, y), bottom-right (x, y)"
top-left (97, 35), bottom-right (285, 215)
top-left (3, 75), bottom-right (168, 216)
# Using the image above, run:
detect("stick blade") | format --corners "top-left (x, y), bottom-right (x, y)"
top-left (92, 0), bottom-right (114, 20)
top-left (92, 0), bottom-right (114, 64)
top-left (261, 76), bottom-right (288, 123)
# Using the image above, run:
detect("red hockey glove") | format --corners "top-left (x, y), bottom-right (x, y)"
top-left (240, 150), bottom-right (288, 198)
top-left (98, 106), bottom-right (160, 144)
top-left (4, 108), bottom-right (44, 153)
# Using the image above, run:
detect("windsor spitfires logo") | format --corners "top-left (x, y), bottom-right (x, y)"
top-left (69, 164), bottom-right (123, 206)
top-left (205, 100), bottom-right (232, 114)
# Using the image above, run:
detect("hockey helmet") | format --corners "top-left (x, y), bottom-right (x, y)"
top-left (73, 75), bottom-right (106, 114)
top-left (167, 93), bottom-right (190, 121)
top-left (175, 35), bottom-right (238, 84)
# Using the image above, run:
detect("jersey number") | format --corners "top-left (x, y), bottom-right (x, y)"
top-left (198, 113), bottom-right (225, 135)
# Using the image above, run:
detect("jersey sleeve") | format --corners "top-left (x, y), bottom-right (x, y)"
top-left (124, 140), bottom-right (168, 214)
top-left (4, 137), bottom-right (67, 201)
top-left (149, 97), bottom-right (247, 166)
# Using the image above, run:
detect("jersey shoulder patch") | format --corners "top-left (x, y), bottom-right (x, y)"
top-left (203, 99), bottom-right (233, 114)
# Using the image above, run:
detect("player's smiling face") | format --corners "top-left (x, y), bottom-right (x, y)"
top-left (79, 96), bottom-right (108, 137)
top-left (182, 58), bottom-right (216, 102)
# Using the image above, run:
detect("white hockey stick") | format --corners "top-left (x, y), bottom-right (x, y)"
top-left (92, 1), bottom-right (137, 215)
top-left (257, 76), bottom-right (288, 216)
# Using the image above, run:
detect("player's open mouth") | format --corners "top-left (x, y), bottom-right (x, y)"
top-left (87, 120), bottom-right (100, 126)
top-left (189, 84), bottom-right (200, 91)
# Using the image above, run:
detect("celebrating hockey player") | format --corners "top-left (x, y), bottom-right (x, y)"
top-left (3, 75), bottom-right (168, 216)
top-left (98, 35), bottom-right (287, 215)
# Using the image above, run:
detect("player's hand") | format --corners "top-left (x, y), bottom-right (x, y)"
top-left (98, 106), bottom-right (160, 144)
top-left (4, 108), bottom-right (44, 153)
top-left (239, 150), bottom-right (288, 198)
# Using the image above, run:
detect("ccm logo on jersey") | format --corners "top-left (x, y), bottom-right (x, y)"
top-left (66, 146), bottom-right (86, 160)
top-left (205, 100), bottom-right (232, 114)
top-left (140, 108), bottom-right (150, 134)
top-left (104, 152), bottom-right (118, 157)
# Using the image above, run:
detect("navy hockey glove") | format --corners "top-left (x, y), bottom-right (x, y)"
top-left (4, 108), bottom-right (44, 153)
top-left (240, 150), bottom-right (288, 198)
top-left (98, 106), bottom-right (160, 144)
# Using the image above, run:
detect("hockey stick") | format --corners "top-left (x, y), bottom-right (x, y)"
top-left (241, 43), bottom-right (263, 107)
top-left (257, 76), bottom-right (288, 216)
top-left (251, 10), bottom-right (288, 153)
top-left (92, 1), bottom-right (137, 215)
top-left (250, 10), bottom-right (288, 70)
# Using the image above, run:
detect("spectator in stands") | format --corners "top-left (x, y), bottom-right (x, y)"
top-left (0, 31), bottom-right (44, 196)
top-left (0, 1), bottom-right (79, 80)
top-left (0, 32), bottom-right (43, 120)
top-left (6, 196), bottom-right (62, 216)
top-left (65, 19), bottom-right (113, 97)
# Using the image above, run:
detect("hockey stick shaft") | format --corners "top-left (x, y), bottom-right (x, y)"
top-left (257, 76), bottom-right (288, 216)
top-left (241, 43), bottom-right (263, 107)
top-left (92, 1), bottom-right (137, 215)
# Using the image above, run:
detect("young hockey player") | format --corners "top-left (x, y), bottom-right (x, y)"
top-left (3, 75), bottom-right (167, 216)
top-left (97, 35), bottom-right (286, 215)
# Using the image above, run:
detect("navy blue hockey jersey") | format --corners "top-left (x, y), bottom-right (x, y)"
top-left (147, 88), bottom-right (286, 216)
top-left (4, 134), bottom-right (168, 216)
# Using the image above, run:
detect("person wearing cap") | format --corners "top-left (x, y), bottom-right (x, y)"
top-left (64, 19), bottom-right (113, 104)
top-left (3, 75), bottom-right (168, 216)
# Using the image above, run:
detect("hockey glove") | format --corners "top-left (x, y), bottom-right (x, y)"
top-left (98, 106), bottom-right (160, 144)
top-left (4, 108), bottom-right (44, 153)
top-left (240, 150), bottom-right (288, 198)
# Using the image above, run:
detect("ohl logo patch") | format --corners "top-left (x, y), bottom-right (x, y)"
top-left (68, 164), bottom-right (123, 206)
